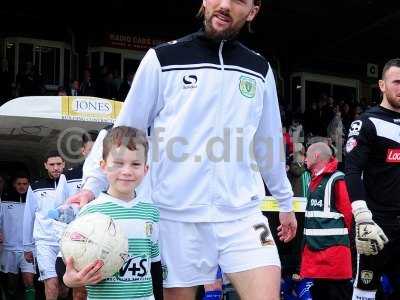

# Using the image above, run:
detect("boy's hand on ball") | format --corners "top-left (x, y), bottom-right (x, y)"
top-left (63, 256), bottom-right (104, 287)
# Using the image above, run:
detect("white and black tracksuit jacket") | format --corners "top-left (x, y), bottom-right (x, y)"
top-left (83, 30), bottom-right (293, 222)
top-left (23, 175), bottom-right (67, 252)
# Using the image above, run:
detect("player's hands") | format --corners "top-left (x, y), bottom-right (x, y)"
top-left (67, 189), bottom-right (95, 208)
top-left (355, 222), bottom-right (388, 255)
top-left (24, 251), bottom-right (34, 263)
top-left (63, 256), bottom-right (104, 288)
top-left (352, 200), bottom-right (389, 255)
top-left (278, 211), bottom-right (297, 243)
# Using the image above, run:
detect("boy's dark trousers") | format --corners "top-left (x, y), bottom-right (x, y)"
top-left (311, 279), bottom-right (353, 300)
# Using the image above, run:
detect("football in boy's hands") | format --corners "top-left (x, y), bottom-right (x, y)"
top-left (60, 212), bottom-right (129, 279)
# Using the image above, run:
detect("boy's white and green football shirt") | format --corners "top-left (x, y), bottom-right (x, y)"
top-left (79, 193), bottom-right (160, 300)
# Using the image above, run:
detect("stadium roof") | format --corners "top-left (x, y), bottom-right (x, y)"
top-left (1, 0), bottom-right (399, 64)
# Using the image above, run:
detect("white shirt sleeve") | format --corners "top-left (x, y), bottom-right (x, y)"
top-left (82, 49), bottom-right (163, 197)
top-left (254, 65), bottom-right (293, 212)
top-left (82, 128), bottom-right (109, 197)
top-left (58, 174), bottom-right (69, 205)
top-left (23, 186), bottom-right (38, 252)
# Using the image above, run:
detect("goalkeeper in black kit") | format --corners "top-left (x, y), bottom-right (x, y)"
top-left (345, 58), bottom-right (400, 300)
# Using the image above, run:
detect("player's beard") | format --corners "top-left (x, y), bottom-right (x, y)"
top-left (204, 10), bottom-right (244, 41)
top-left (50, 171), bottom-right (61, 179)
top-left (385, 92), bottom-right (400, 109)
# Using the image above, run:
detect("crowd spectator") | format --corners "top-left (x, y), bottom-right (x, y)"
top-left (16, 62), bottom-right (45, 97)
top-left (287, 144), bottom-right (310, 197)
top-left (0, 174), bottom-right (6, 200)
top-left (96, 72), bottom-right (117, 99)
top-left (68, 79), bottom-right (80, 96)
top-left (118, 71), bottom-right (134, 101)
top-left (288, 115), bottom-right (304, 146)
top-left (0, 58), bottom-right (13, 105)
top-left (341, 103), bottom-right (352, 136)
top-left (327, 106), bottom-right (344, 146)
top-left (80, 69), bottom-right (96, 97)
top-left (112, 69), bottom-right (123, 93)
top-left (283, 126), bottom-right (294, 157)
top-left (320, 96), bottom-right (335, 136)
top-left (57, 86), bottom-right (67, 96)
top-left (304, 102), bottom-right (321, 136)
top-left (354, 105), bottom-right (364, 119)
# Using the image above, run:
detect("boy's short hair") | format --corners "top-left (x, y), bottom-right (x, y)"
top-left (103, 126), bottom-right (149, 161)
top-left (45, 150), bottom-right (64, 162)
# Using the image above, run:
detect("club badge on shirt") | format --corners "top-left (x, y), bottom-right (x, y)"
top-left (348, 120), bottom-right (363, 137)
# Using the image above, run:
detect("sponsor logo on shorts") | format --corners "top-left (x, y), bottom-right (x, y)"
top-left (360, 270), bottom-right (374, 285)
top-left (349, 120), bottom-right (363, 137)
top-left (386, 148), bottom-right (400, 163)
top-left (161, 264), bottom-right (168, 280)
top-left (346, 137), bottom-right (358, 153)
top-left (239, 76), bottom-right (256, 99)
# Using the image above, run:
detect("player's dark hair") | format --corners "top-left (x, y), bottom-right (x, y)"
top-left (103, 126), bottom-right (149, 162)
top-left (12, 172), bottom-right (30, 184)
top-left (82, 130), bottom-right (99, 147)
top-left (382, 58), bottom-right (400, 79)
top-left (45, 150), bottom-right (64, 162)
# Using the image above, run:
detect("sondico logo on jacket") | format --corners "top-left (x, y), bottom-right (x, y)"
top-left (183, 75), bottom-right (198, 89)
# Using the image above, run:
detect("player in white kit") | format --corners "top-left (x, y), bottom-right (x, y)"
top-left (0, 173), bottom-right (35, 300)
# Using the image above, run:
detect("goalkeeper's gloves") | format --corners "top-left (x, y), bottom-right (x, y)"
top-left (352, 200), bottom-right (389, 255)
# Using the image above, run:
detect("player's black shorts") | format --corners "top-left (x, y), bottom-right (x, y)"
top-left (354, 215), bottom-right (400, 293)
